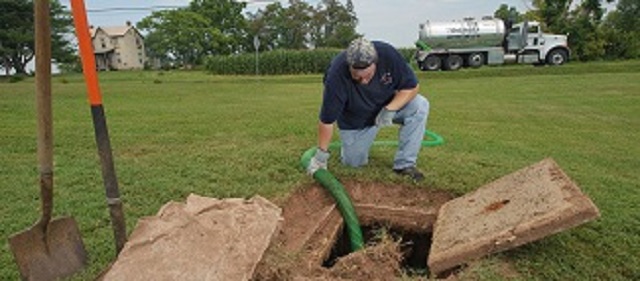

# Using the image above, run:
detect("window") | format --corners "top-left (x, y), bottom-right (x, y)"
top-left (136, 37), bottom-right (143, 49)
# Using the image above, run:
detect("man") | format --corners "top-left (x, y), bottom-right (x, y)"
top-left (307, 37), bottom-right (430, 181)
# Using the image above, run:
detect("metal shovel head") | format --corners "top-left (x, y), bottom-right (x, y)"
top-left (9, 216), bottom-right (87, 281)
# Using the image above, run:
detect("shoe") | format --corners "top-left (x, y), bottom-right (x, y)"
top-left (393, 166), bottom-right (425, 182)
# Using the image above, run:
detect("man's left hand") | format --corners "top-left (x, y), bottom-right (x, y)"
top-left (375, 107), bottom-right (397, 127)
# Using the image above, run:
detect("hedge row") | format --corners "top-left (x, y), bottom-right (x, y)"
top-left (205, 48), bottom-right (417, 75)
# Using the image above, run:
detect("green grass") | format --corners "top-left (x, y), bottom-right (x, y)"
top-left (1, 61), bottom-right (639, 280)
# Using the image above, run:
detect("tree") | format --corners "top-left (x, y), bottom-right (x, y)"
top-left (138, 0), bottom-right (247, 67)
top-left (493, 4), bottom-right (523, 23)
top-left (283, 0), bottom-right (314, 49)
top-left (0, 0), bottom-right (74, 75)
top-left (565, 0), bottom-right (608, 60)
top-left (247, 1), bottom-right (313, 50)
top-left (188, 0), bottom-right (247, 53)
top-left (601, 0), bottom-right (640, 59)
top-left (524, 0), bottom-right (616, 61)
top-left (247, 0), bottom-right (359, 50)
top-left (245, 3), bottom-right (282, 51)
top-left (531, 0), bottom-right (573, 33)
top-left (312, 0), bottom-right (359, 48)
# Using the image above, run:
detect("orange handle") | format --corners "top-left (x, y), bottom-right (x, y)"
top-left (70, 0), bottom-right (102, 105)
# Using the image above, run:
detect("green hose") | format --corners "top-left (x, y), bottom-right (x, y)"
top-left (300, 130), bottom-right (444, 252)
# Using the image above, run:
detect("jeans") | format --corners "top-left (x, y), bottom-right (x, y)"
top-left (339, 94), bottom-right (430, 170)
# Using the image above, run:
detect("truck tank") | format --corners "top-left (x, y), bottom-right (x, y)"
top-left (418, 18), bottom-right (506, 49)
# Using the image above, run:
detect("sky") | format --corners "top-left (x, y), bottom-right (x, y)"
top-left (58, 0), bottom-right (536, 48)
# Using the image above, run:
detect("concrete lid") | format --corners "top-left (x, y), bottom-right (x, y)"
top-left (428, 158), bottom-right (600, 274)
top-left (101, 194), bottom-right (282, 281)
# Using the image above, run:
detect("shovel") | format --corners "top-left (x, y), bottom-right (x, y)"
top-left (8, 1), bottom-right (87, 280)
top-left (70, 0), bottom-right (127, 254)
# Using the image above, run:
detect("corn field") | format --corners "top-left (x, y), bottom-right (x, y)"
top-left (204, 48), bottom-right (417, 75)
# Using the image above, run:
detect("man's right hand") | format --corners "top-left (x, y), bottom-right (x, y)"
top-left (307, 148), bottom-right (330, 175)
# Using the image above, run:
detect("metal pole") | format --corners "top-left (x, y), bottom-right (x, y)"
top-left (253, 35), bottom-right (260, 76)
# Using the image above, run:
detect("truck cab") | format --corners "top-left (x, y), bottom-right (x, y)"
top-left (506, 21), bottom-right (570, 65)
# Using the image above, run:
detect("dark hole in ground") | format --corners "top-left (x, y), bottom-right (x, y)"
top-left (322, 223), bottom-right (432, 277)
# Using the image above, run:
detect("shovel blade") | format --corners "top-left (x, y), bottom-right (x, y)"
top-left (9, 216), bottom-right (87, 281)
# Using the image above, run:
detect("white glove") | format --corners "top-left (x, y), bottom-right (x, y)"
top-left (375, 107), bottom-right (397, 127)
top-left (307, 148), bottom-right (330, 175)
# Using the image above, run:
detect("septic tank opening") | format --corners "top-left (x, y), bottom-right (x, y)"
top-left (322, 222), bottom-right (433, 276)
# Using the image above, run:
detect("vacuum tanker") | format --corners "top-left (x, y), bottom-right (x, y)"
top-left (415, 18), bottom-right (570, 71)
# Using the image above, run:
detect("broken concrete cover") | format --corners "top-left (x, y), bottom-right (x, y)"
top-left (428, 158), bottom-right (600, 274)
top-left (102, 194), bottom-right (282, 281)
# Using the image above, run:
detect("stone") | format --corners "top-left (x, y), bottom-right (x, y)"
top-left (428, 158), bottom-right (600, 274)
top-left (101, 194), bottom-right (282, 281)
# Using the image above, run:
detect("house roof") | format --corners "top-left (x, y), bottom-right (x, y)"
top-left (90, 25), bottom-right (143, 39)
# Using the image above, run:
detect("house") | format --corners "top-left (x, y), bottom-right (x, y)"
top-left (90, 21), bottom-right (146, 71)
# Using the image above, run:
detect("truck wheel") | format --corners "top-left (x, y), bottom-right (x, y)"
top-left (546, 49), bottom-right (568, 66)
top-left (467, 53), bottom-right (484, 68)
top-left (422, 55), bottom-right (441, 71)
top-left (443, 55), bottom-right (463, 71)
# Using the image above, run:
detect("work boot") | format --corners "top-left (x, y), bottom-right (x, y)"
top-left (393, 166), bottom-right (425, 182)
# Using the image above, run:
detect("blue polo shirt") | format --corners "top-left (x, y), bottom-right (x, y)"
top-left (319, 41), bottom-right (418, 130)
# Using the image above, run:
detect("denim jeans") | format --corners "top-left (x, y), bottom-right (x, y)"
top-left (339, 94), bottom-right (430, 170)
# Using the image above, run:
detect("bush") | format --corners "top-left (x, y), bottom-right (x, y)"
top-left (206, 49), bottom-right (340, 75)
top-left (8, 75), bottom-right (25, 83)
top-left (205, 47), bottom-right (419, 75)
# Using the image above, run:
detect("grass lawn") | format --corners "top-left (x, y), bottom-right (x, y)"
top-left (1, 60), bottom-right (639, 280)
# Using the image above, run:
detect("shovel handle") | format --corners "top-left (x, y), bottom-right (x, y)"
top-left (70, 0), bottom-right (127, 254)
top-left (35, 0), bottom-right (53, 227)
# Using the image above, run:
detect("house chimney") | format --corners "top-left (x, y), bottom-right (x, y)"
top-left (126, 21), bottom-right (131, 27)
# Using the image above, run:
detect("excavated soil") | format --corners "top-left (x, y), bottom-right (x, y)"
top-left (252, 181), bottom-right (456, 281)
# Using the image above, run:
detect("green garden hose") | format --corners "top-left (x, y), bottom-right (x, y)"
top-left (300, 130), bottom-right (444, 252)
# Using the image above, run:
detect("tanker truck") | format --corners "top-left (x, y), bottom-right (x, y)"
top-left (414, 18), bottom-right (570, 71)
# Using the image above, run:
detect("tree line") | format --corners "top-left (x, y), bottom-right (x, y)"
top-left (1, 0), bottom-right (638, 76)
top-left (494, 0), bottom-right (639, 60)
top-left (137, 0), bottom-right (358, 68)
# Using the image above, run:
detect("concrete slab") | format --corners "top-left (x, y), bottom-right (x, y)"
top-left (428, 158), bottom-right (600, 274)
top-left (101, 194), bottom-right (282, 281)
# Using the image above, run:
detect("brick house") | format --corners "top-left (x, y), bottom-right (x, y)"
top-left (90, 21), bottom-right (146, 71)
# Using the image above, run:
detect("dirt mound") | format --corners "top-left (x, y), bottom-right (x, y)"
top-left (324, 233), bottom-right (403, 280)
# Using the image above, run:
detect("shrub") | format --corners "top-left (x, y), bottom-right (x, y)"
top-left (205, 47), bottom-right (418, 75)
top-left (8, 75), bottom-right (25, 83)
top-left (206, 49), bottom-right (340, 75)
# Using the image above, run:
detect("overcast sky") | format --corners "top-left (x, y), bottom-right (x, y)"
top-left (59, 0), bottom-right (535, 48)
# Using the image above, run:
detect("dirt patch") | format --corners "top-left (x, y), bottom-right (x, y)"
top-left (252, 181), bottom-right (455, 280)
